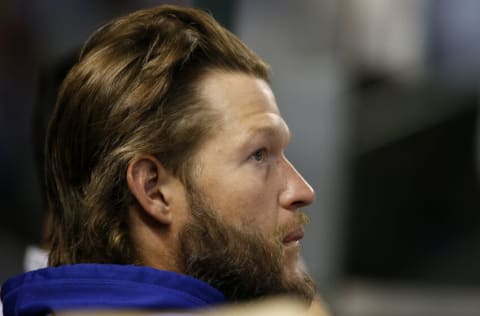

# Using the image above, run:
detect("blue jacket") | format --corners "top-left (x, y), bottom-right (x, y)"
top-left (1, 264), bottom-right (225, 316)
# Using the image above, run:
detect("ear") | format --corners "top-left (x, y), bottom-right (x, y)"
top-left (126, 155), bottom-right (173, 225)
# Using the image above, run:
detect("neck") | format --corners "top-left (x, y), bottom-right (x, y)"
top-left (129, 205), bottom-right (181, 272)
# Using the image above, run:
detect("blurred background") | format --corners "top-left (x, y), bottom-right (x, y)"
top-left (1, 0), bottom-right (480, 315)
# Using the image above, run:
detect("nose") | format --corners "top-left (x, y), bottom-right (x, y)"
top-left (279, 158), bottom-right (315, 211)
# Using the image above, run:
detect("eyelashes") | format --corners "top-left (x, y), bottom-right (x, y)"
top-left (250, 148), bottom-right (268, 163)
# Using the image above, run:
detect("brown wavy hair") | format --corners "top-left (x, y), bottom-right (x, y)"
top-left (45, 4), bottom-right (269, 266)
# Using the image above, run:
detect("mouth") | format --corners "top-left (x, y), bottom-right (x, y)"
top-left (282, 228), bottom-right (304, 246)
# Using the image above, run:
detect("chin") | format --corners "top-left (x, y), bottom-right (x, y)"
top-left (282, 265), bottom-right (317, 305)
top-left (284, 261), bottom-right (305, 283)
top-left (283, 243), bottom-right (302, 268)
top-left (280, 250), bottom-right (303, 281)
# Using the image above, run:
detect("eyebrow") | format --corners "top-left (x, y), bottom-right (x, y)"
top-left (244, 122), bottom-right (291, 145)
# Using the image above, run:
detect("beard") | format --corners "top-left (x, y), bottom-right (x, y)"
top-left (177, 187), bottom-right (316, 304)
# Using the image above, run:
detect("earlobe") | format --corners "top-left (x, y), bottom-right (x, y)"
top-left (126, 155), bottom-right (173, 225)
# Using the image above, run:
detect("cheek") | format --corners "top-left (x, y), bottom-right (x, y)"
top-left (198, 163), bottom-right (281, 234)
top-left (226, 181), bottom-right (279, 235)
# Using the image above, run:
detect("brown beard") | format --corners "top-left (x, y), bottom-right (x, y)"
top-left (177, 187), bottom-right (316, 303)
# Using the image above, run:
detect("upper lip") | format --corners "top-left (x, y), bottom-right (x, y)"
top-left (282, 227), bottom-right (304, 244)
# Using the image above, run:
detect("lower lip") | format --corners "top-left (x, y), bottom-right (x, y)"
top-left (283, 240), bottom-right (301, 248)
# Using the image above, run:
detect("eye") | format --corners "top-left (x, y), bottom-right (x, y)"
top-left (250, 148), bottom-right (267, 162)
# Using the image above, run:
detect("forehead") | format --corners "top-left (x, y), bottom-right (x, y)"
top-left (198, 71), bottom-right (287, 134)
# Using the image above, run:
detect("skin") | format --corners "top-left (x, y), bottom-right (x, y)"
top-left (127, 70), bottom-right (315, 283)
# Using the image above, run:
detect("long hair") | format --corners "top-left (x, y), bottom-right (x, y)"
top-left (46, 4), bottom-right (269, 266)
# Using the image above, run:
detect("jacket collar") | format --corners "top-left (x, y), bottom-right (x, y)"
top-left (1, 264), bottom-right (225, 316)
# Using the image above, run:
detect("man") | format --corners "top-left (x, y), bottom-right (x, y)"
top-left (1, 4), bottom-right (318, 315)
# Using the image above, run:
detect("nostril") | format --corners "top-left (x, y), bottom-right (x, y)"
top-left (292, 200), bottom-right (308, 209)
top-left (286, 198), bottom-right (313, 212)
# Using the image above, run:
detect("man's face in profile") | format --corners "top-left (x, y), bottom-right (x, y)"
top-left (177, 71), bottom-right (316, 302)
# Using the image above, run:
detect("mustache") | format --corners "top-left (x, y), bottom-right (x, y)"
top-left (276, 211), bottom-right (310, 240)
